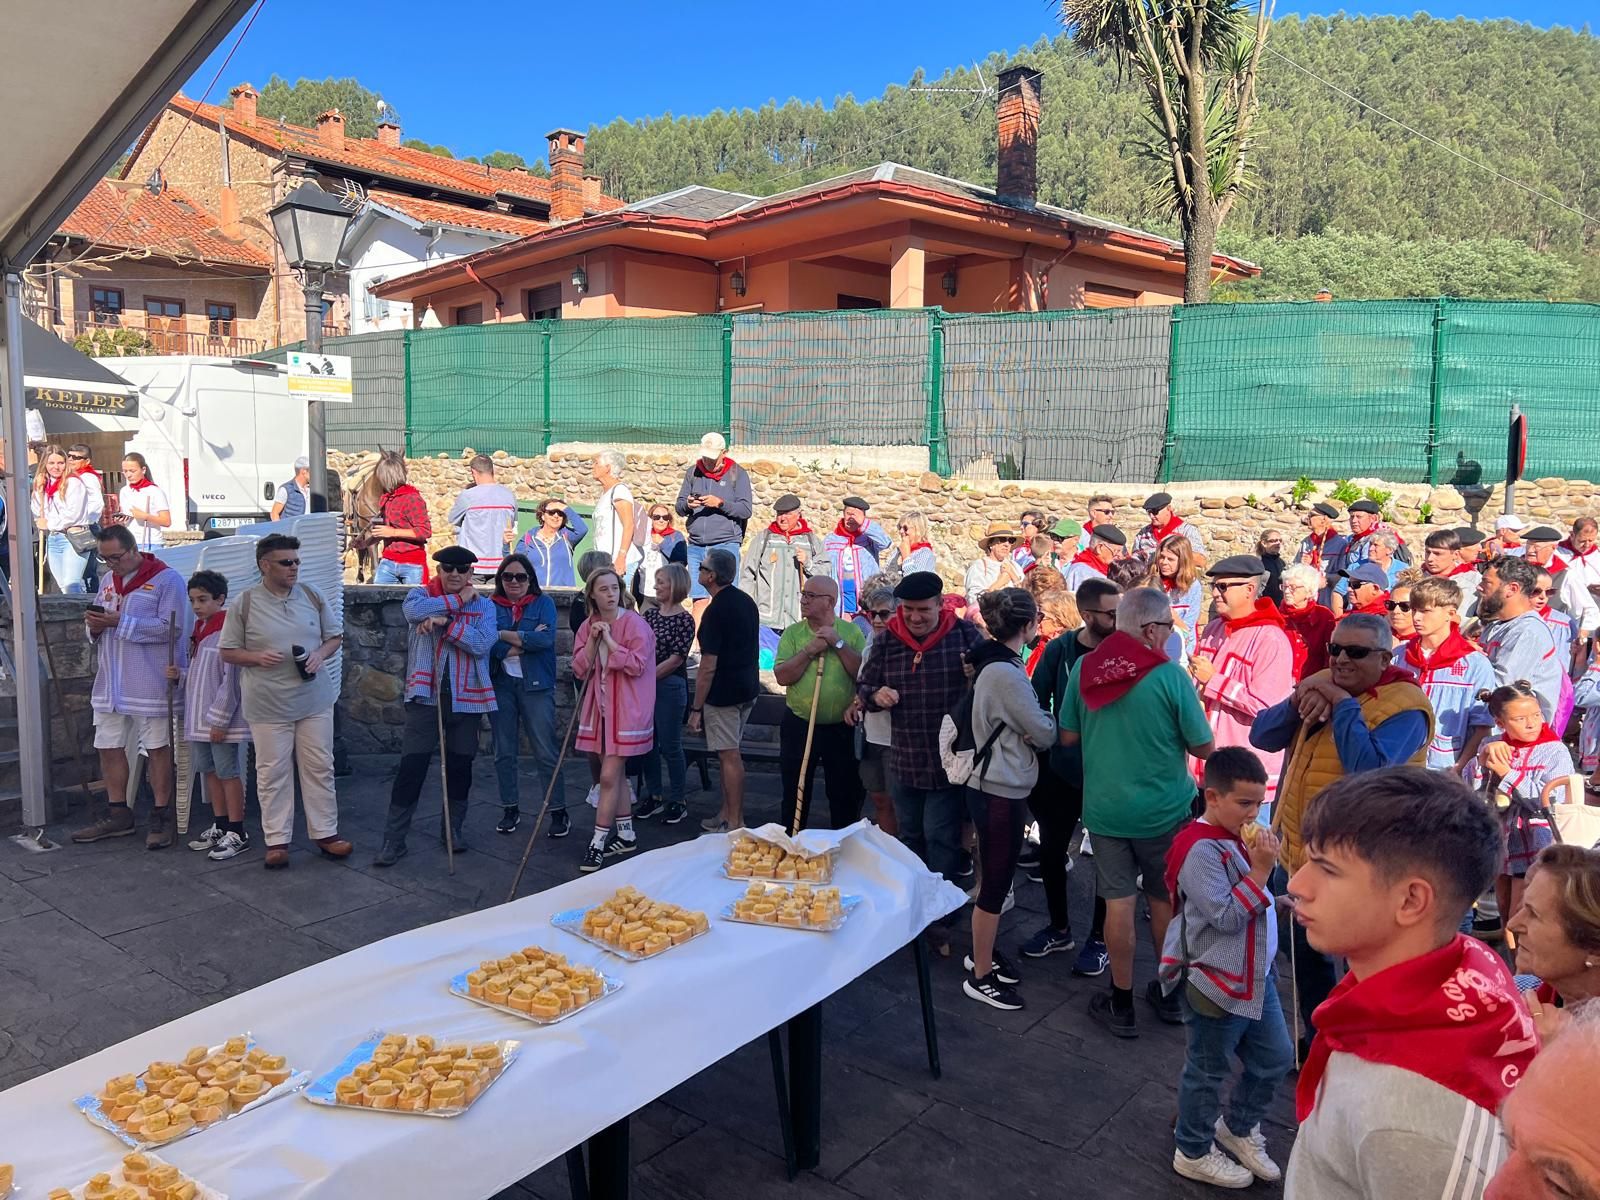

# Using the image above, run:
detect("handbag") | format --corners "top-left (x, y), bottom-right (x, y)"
top-left (66, 527), bottom-right (98, 554)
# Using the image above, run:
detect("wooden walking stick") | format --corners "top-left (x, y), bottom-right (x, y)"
top-left (506, 678), bottom-right (586, 903)
top-left (1277, 718), bottom-right (1312, 1070)
top-left (790, 653), bottom-right (826, 836)
top-left (168, 619), bottom-right (193, 834)
top-left (37, 530), bottom-right (45, 593)
top-left (431, 630), bottom-right (455, 876)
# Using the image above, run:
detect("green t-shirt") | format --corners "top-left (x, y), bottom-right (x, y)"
top-left (1059, 658), bottom-right (1211, 839)
top-left (777, 620), bottom-right (867, 725)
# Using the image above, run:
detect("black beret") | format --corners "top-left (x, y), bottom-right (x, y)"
top-left (893, 571), bottom-right (943, 601)
top-left (773, 493), bottom-right (801, 514)
top-left (1453, 527), bottom-right (1486, 546)
top-left (1347, 500), bottom-right (1381, 515)
top-left (1525, 525), bottom-right (1563, 542)
top-left (1143, 491), bottom-right (1173, 512)
top-left (432, 546), bottom-right (477, 569)
top-left (1207, 553), bottom-right (1267, 577)
top-left (842, 496), bottom-right (870, 512)
top-left (1311, 502), bottom-right (1340, 519)
top-left (1091, 524), bottom-right (1127, 547)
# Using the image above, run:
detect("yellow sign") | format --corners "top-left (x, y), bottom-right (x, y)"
top-left (286, 352), bottom-right (353, 402)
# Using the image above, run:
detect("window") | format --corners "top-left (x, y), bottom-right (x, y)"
top-left (1083, 282), bottom-right (1141, 309)
top-left (144, 297), bottom-right (184, 319)
top-left (453, 302), bottom-right (484, 326)
top-left (524, 284), bottom-right (562, 321)
top-left (205, 301), bottom-right (236, 335)
top-left (363, 274), bottom-right (391, 323)
top-left (836, 294), bottom-right (881, 310)
top-left (88, 287), bottom-right (124, 324)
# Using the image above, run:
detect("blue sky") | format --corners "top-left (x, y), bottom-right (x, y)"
top-left (187, 1), bottom-right (1594, 162)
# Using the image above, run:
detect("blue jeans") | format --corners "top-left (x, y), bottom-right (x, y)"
top-left (46, 531), bottom-right (90, 593)
top-left (374, 559), bottom-right (423, 586)
top-left (890, 781), bottom-right (966, 886)
top-left (686, 540), bottom-right (742, 600)
top-left (640, 673), bottom-right (688, 805)
top-left (490, 680), bottom-right (565, 812)
top-left (1175, 971), bottom-right (1296, 1158)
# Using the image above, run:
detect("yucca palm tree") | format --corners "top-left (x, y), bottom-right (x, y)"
top-left (1061, 0), bottom-right (1273, 302)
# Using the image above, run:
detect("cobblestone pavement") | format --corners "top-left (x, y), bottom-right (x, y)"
top-left (0, 758), bottom-right (1294, 1198)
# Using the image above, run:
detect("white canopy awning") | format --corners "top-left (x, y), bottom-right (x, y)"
top-left (2, 0), bottom-right (258, 833)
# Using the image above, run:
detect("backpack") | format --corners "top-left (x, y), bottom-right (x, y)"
top-left (938, 660), bottom-right (1005, 786)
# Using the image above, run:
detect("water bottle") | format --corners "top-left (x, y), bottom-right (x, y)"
top-left (292, 644), bottom-right (316, 680)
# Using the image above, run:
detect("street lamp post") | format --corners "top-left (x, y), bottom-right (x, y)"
top-left (269, 183), bottom-right (354, 513)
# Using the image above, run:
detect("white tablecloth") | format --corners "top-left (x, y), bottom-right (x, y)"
top-left (0, 822), bottom-right (963, 1199)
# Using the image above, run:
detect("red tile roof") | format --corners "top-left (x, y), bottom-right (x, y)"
top-left (56, 180), bottom-right (271, 268)
top-left (365, 189), bottom-right (549, 237)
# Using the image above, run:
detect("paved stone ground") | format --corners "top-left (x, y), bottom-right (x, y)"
top-left (0, 759), bottom-right (1295, 1199)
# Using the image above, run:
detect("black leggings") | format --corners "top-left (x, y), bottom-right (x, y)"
top-left (967, 787), bottom-right (1026, 914)
top-left (1028, 764), bottom-right (1106, 940)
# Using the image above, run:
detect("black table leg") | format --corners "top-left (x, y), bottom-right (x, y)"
top-left (564, 1147), bottom-right (589, 1200)
top-left (913, 935), bottom-right (942, 1079)
top-left (787, 1004), bottom-right (823, 1171)
top-left (768, 1028), bottom-right (798, 1180)
top-left (587, 1116), bottom-right (630, 1200)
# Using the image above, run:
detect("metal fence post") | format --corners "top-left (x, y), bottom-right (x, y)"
top-left (721, 312), bottom-right (734, 441)
top-left (541, 319), bottom-right (554, 454)
top-left (402, 329), bottom-right (414, 457)
top-left (1161, 305), bottom-right (1182, 485)
top-left (927, 309), bottom-right (948, 477)
top-left (1426, 296), bottom-right (1449, 486)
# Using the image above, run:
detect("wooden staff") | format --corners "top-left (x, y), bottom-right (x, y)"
top-left (432, 631), bottom-right (455, 876)
top-left (37, 530), bottom-right (45, 593)
top-left (1279, 717), bottom-right (1312, 1070)
top-left (506, 680), bottom-right (586, 903)
top-left (790, 654), bottom-right (826, 837)
top-left (168, 619), bottom-right (191, 833)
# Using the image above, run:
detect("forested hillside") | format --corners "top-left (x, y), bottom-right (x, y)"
top-left (580, 16), bottom-right (1600, 300)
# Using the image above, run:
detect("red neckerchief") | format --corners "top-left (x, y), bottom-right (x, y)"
top-left (1548, 552), bottom-right (1570, 574)
top-left (1347, 526), bottom-right (1375, 549)
top-left (1560, 539), bottom-right (1596, 562)
top-left (696, 456), bottom-right (737, 482)
top-left (1403, 626), bottom-right (1477, 673)
top-left (111, 555), bottom-right (167, 597)
top-left (42, 474), bottom-right (62, 500)
top-left (1363, 665), bottom-right (1416, 697)
top-left (885, 608), bottom-right (957, 670)
top-left (1025, 632), bottom-right (1053, 677)
top-left (1355, 591), bottom-right (1390, 616)
top-left (1145, 513), bottom-right (1183, 544)
top-left (1305, 529), bottom-right (1330, 568)
top-left (909, 540), bottom-right (932, 554)
top-left (832, 519), bottom-right (868, 542)
top-left (492, 592), bottom-right (535, 624)
top-left (1164, 820), bottom-right (1247, 911)
top-left (191, 611), bottom-right (226, 654)
top-left (1505, 723), bottom-right (1563, 749)
top-left (1447, 563), bottom-right (1478, 577)
top-left (767, 517), bottom-right (813, 536)
top-left (1069, 548), bottom-right (1108, 576)
top-left (76, 462), bottom-right (99, 478)
top-left (1224, 597), bottom-right (1288, 635)
top-left (1079, 630), bottom-right (1168, 711)
top-left (128, 476), bottom-right (156, 492)
top-left (1298, 934), bottom-right (1536, 1122)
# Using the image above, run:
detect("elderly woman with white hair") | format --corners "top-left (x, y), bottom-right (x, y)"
top-left (1280, 561), bottom-right (1336, 678)
top-left (675, 431), bottom-right (754, 618)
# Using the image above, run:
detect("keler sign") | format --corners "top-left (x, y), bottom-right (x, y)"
top-left (25, 386), bottom-right (139, 417)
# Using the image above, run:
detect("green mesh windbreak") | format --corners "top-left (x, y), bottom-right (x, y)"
top-left (545, 317), bottom-right (724, 444)
top-left (407, 323), bottom-right (548, 456)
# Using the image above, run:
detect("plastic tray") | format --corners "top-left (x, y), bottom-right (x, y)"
top-left (303, 1031), bottom-right (520, 1119)
top-left (720, 887), bottom-right (862, 933)
top-left (551, 906), bottom-right (710, 962)
top-left (56, 1152), bottom-right (226, 1199)
top-left (447, 966), bottom-right (622, 1024)
top-left (721, 839), bottom-right (838, 885)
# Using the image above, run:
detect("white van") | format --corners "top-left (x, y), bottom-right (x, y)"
top-left (68, 356), bottom-right (311, 531)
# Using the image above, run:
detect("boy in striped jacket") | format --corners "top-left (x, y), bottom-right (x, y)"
top-left (171, 570), bottom-right (252, 861)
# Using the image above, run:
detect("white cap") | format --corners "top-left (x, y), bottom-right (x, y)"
top-left (699, 431), bottom-right (727, 456)
top-left (1495, 514), bottom-right (1528, 532)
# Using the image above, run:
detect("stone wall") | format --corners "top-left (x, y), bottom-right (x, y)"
top-left (334, 448), bottom-right (1598, 586)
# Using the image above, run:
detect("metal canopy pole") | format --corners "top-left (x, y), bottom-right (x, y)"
top-left (0, 271), bottom-right (50, 829)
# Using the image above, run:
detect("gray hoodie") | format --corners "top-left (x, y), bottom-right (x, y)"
top-left (969, 644), bottom-right (1059, 799)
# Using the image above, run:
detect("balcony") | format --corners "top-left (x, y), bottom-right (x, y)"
top-left (61, 310), bottom-right (270, 357)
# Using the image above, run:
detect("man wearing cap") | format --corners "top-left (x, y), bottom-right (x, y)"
top-left (1296, 502), bottom-right (1348, 594)
top-left (1453, 525), bottom-right (1488, 567)
top-left (1526, 524), bottom-right (1600, 638)
top-left (1133, 492), bottom-right (1205, 562)
top-left (1013, 509), bottom-right (1047, 569)
top-left (857, 572), bottom-right (984, 926)
top-left (965, 521), bottom-right (1025, 607)
top-left (1192, 554), bottom-right (1298, 813)
top-left (676, 433), bottom-right (753, 617)
top-left (1063, 524), bottom-right (1126, 592)
top-left (1490, 513), bottom-right (1529, 558)
top-left (823, 496), bottom-right (891, 618)
top-left (270, 456), bottom-right (314, 522)
top-left (1326, 499), bottom-right (1384, 616)
top-left (376, 545), bottom-right (499, 867)
top-left (1340, 561), bottom-right (1392, 616)
top-left (742, 493), bottom-right (828, 629)
top-left (447, 454), bottom-right (518, 582)
top-left (1476, 555), bottom-right (1564, 722)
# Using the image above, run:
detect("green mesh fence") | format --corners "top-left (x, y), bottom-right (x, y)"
top-left (546, 317), bottom-right (723, 444)
top-left (407, 323), bottom-right (548, 457)
top-left (1166, 300), bottom-right (1438, 483)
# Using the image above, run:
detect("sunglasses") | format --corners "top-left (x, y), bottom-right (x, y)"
top-left (897, 526), bottom-right (910, 534)
top-left (539, 508), bottom-right (562, 518)
top-left (1083, 607), bottom-right (1119, 617)
top-left (866, 608), bottom-right (893, 620)
top-left (500, 572), bottom-right (529, 582)
top-left (1210, 580), bottom-right (1251, 592)
top-left (1386, 600), bottom-right (1411, 612)
top-left (66, 453), bottom-right (87, 460)
top-left (272, 558), bottom-right (301, 567)
top-left (992, 537), bottom-right (1016, 545)
top-left (1530, 587), bottom-right (1552, 597)
top-left (438, 564), bottom-right (471, 575)
top-left (1327, 642), bottom-right (1380, 660)
top-left (801, 591), bottom-right (832, 601)
top-left (651, 513), bottom-right (672, 522)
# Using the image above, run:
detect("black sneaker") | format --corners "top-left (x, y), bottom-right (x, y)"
top-left (1019, 926), bottom-right (1076, 958)
top-left (1025, 864), bottom-right (1044, 884)
top-left (963, 970), bottom-right (1024, 1011)
top-left (496, 808), bottom-right (521, 835)
top-left (662, 800), bottom-right (687, 825)
top-left (374, 841), bottom-right (408, 868)
top-left (957, 850), bottom-right (975, 880)
top-left (605, 832), bottom-right (639, 857)
top-left (548, 810), bottom-right (571, 839)
top-left (579, 842), bottom-right (606, 873)
top-left (963, 949), bottom-right (1021, 985)
top-left (1145, 979), bottom-right (1184, 1025)
top-left (1089, 992), bottom-right (1138, 1039)
top-left (1017, 841), bottom-right (1041, 869)
top-left (634, 795), bottom-right (665, 820)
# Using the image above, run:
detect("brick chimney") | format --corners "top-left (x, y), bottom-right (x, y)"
top-left (995, 66), bottom-right (1043, 207)
top-left (583, 175), bottom-right (602, 209)
top-left (546, 128), bottom-right (586, 222)
top-left (376, 117), bottom-right (401, 148)
top-left (229, 82), bottom-right (257, 126)
top-left (316, 109), bottom-right (346, 151)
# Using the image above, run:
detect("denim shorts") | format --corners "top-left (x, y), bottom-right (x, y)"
top-left (687, 540), bottom-right (743, 600)
top-left (191, 739), bottom-right (243, 780)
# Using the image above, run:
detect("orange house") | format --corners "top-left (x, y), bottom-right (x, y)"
top-left (375, 68), bottom-right (1257, 324)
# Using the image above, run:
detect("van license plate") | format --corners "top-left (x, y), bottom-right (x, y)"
top-left (207, 516), bottom-right (255, 529)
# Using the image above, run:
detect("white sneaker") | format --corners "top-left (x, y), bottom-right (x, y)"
top-left (187, 823), bottom-right (223, 851)
top-left (584, 784), bottom-right (600, 810)
top-left (1079, 831), bottom-right (1094, 857)
top-left (1001, 886), bottom-right (1015, 914)
top-left (1172, 1146), bottom-right (1253, 1189)
top-left (207, 830), bottom-right (248, 861)
top-left (1213, 1118), bottom-right (1282, 1182)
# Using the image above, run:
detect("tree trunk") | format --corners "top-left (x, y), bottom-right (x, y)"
top-left (1184, 202), bottom-right (1220, 304)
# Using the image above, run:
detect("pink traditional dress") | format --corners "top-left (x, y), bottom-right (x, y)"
top-left (1193, 600), bottom-right (1297, 808)
top-left (573, 608), bottom-right (656, 757)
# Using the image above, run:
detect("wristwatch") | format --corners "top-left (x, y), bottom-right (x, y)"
top-left (831, 638), bottom-right (845, 651)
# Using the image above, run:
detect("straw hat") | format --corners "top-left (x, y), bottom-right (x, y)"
top-left (978, 521), bottom-right (1020, 549)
